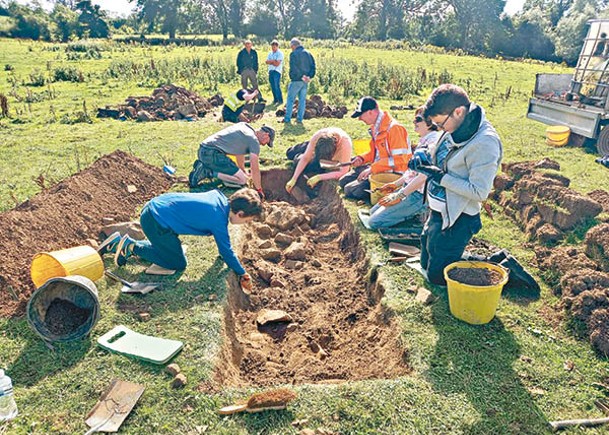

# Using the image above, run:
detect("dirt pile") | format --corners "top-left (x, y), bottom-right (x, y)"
top-left (275, 95), bottom-right (348, 120)
top-left (213, 170), bottom-right (409, 386)
top-left (588, 189), bottom-right (609, 214)
top-left (494, 158), bottom-right (602, 244)
top-left (0, 150), bottom-right (172, 317)
top-left (97, 84), bottom-right (223, 122)
top-left (585, 223), bottom-right (609, 272)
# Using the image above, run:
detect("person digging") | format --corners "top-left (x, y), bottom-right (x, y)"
top-left (98, 188), bottom-right (262, 292)
top-left (188, 123), bottom-right (275, 199)
top-left (221, 88), bottom-right (261, 124)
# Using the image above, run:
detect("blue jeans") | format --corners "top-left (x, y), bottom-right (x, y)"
top-left (134, 207), bottom-right (188, 270)
top-left (284, 81), bottom-right (308, 122)
top-left (368, 191), bottom-right (425, 229)
top-left (269, 71), bottom-right (283, 104)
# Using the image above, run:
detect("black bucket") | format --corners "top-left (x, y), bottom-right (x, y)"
top-left (26, 275), bottom-right (100, 343)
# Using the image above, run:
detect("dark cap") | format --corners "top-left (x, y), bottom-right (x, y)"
top-left (260, 125), bottom-right (275, 147)
top-left (351, 96), bottom-right (378, 118)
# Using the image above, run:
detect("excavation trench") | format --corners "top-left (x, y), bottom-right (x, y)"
top-left (214, 169), bottom-right (410, 387)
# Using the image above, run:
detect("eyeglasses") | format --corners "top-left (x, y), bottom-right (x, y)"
top-left (433, 106), bottom-right (458, 130)
top-left (414, 116), bottom-right (425, 123)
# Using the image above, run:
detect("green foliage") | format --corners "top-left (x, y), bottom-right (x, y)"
top-left (65, 39), bottom-right (104, 59)
top-left (27, 68), bottom-right (46, 86)
top-left (52, 65), bottom-right (84, 83)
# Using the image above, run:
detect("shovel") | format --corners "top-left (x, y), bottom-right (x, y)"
top-left (319, 159), bottom-right (352, 170)
top-left (84, 379), bottom-right (145, 434)
top-left (105, 270), bottom-right (161, 295)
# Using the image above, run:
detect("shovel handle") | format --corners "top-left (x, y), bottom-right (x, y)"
top-left (104, 270), bottom-right (132, 288)
top-left (549, 416), bottom-right (609, 431)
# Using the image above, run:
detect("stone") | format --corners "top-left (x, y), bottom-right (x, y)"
top-left (275, 232), bottom-right (294, 246)
top-left (415, 287), bottom-right (434, 305)
top-left (284, 260), bottom-right (303, 270)
top-left (299, 430), bottom-right (315, 435)
top-left (171, 373), bottom-right (187, 388)
top-left (256, 309), bottom-right (293, 325)
top-left (285, 242), bottom-right (307, 261)
top-left (138, 312), bottom-right (151, 322)
top-left (256, 264), bottom-right (274, 283)
top-left (258, 240), bottom-right (273, 249)
top-left (166, 363), bottom-right (181, 376)
top-left (86, 238), bottom-right (99, 249)
top-left (261, 249), bottom-right (282, 263)
top-left (311, 259), bottom-right (322, 268)
top-left (136, 110), bottom-right (152, 122)
top-left (255, 224), bottom-right (273, 239)
top-left (101, 217), bottom-right (114, 224)
top-left (287, 323), bottom-right (299, 333)
top-left (270, 278), bottom-right (286, 288)
top-left (126, 184), bottom-right (137, 193)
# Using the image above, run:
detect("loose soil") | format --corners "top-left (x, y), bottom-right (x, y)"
top-left (44, 298), bottom-right (91, 336)
top-left (0, 150), bottom-right (172, 317)
top-left (447, 267), bottom-right (504, 286)
top-left (213, 170), bottom-right (409, 387)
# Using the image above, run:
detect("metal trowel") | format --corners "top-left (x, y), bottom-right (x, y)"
top-left (105, 271), bottom-right (161, 295)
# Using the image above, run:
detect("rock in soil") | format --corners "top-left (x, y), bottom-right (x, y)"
top-left (44, 299), bottom-right (91, 336)
top-left (275, 233), bottom-right (294, 246)
top-left (171, 373), bottom-right (187, 388)
top-left (166, 363), bottom-right (181, 376)
top-left (447, 267), bottom-right (503, 286)
top-left (256, 309), bottom-right (293, 326)
top-left (415, 288), bottom-right (434, 305)
top-left (284, 242), bottom-right (307, 261)
top-left (260, 249), bottom-right (282, 263)
top-left (138, 312), bottom-right (151, 322)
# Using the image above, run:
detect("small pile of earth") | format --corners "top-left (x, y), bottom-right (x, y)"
top-left (447, 267), bottom-right (503, 286)
top-left (588, 189), bottom-right (609, 214)
top-left (275, 95), bottom-right (348, 120)
top-left (97, 84), bottom-right (223, 122)
top-left (389, 104), bottom-right (416, 111)
top-left (494, 158), bottom-right (602, 244)
top-left (212, 170), bottom-right (409, 387)
top-left (44, 298), bottom-right (91, 336)
top-left (0, 150), bottom-right (172, 317)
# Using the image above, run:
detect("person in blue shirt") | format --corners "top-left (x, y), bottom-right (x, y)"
top-left (98, 188), bottom-right (262, 290)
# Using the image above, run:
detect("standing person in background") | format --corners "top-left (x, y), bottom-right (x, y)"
top-left (367, 107), bottom-right (440, 229)
top-left (236, 40), bottom-right (264, 103)
top-left (266, 40), bottom-right (284, 105)
top-left (283, 38), bottom-right (316, 125)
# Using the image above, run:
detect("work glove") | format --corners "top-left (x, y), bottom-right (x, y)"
top-left (408, 149), bottom-right (433, 171)
top-left (256, 187), bottom-right (266, 201)
top-left (285, 178), bottom-right (296, 193)
top-left (378, 182), bottom-right (400, 194)
top-left (378, 191), bottom-right (402, 207)
top-left (351, 156), bottom-right (364, 168)
top-left (415, 164), bottom-right (445, 183)
top-left (306, 174), bottom-right (322, 188)
top-left (239, 273), bottom-right (252, 292)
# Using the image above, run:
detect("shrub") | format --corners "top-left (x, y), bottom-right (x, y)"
top-left (27, 69), bottom-right (46, 86)
top-left (53, 66), bottom-right (84, 82)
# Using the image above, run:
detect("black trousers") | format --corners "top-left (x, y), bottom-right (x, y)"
top-left (420, 210), bottom-right (482, 286)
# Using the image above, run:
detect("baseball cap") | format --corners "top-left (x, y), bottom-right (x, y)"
top-left (261, 125), bottom-right (275, 147)
top-left (351, 96), bottom-right (378, 118)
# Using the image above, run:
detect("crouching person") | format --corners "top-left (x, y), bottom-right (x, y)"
top-left (100, 188), bottom-right (262, 290)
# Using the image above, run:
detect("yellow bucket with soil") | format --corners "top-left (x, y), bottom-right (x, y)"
top-left (353, 139), bottom-right (370, 156)
top-left (545, 125), bottom-right (570, 147)
top-left (369, 173), bottom-right (402, 205)
top-left (444, 261), bottom-right (509, 325)
top-left (31, 246), bottom-right (104, 288)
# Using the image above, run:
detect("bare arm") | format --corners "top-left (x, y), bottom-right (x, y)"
top-left (250, 153), bottom-right (262, 190)
top-left (289, 133), bottom-right (319, 183)
top-left (236, 154), bottom-right (246, 173)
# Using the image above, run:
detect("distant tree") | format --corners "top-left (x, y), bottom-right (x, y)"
top-left (76, 0), bottom-right (109, 38)
top-left (521, 0), bottom-right (575, 27)
top-left (229, 0), bottom-right (245, 38)
top-left (553, 0), bottom-right (599, 64)
top-left (443, 0), bottom-right (506, 52)
top-left (305, 0), bottom-right (338, 39)
top-left (247, 8), bottom-right (279, 38)
top-left (51, 3), bottom-right (78, 42)
top-left (7, 2), bottom-right (52, 40)
top-left (129, 0), bottom-right (183, 39)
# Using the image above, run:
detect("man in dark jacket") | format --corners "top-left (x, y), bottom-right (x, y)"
top-left (236, 40), bottom-right (264, 102)
top-left (283, 38), bottom-right (315, 124)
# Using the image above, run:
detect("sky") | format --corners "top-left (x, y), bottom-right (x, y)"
top-left (17, 0), bottom-right (528, 20)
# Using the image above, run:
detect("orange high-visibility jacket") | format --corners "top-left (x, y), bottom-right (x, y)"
top-left (358, 111), bottom-right (411, 174)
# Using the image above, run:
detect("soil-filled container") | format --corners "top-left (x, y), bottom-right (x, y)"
top-left (369, 173), bottom-right (402, 205)
top-left (444, 261), bottom-right (509, 325)
top-left (31, 245), bottom-right (104, 288)
top-left (27, 275), bottom-right (100, 343)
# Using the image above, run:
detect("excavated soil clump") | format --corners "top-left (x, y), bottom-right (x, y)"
top-left (97, 84), bottom-right (223, 122)
top-left (447, 267), bottom-right (503, 286)
top-left (275, 94), bottom-right (348, 120)
top-left (588, 190), bottom-right (609, 214)
top-left (214, 170), bottom-right (409, 386)
top-left (494, 158), bottom-right (602, 244)
top-left (0, 151), bottom-right (171, 317)
top-left (585, 223), bottom-right (609, 272)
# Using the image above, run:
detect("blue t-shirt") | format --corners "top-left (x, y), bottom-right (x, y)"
top-left (427, 136), bottom-right (451, 212)
top-left (146, 190), bottom-right (245, 275)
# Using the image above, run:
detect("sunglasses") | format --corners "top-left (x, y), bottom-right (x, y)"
top-left (414, 116), bottom-right (425, 123)
top-left (432, 106), bottom-right (458, 130)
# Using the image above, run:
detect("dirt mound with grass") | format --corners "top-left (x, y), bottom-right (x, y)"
top-left (97, 84), bottom-right (223, 122)
top-left (588, 189), bottom-right (609, 214)
top-left (585, 223), bottom-right (609, 272)
top-left (495, 159), bottom-right (602, 244)
top-left (213, 170), bottom-right (409, 386)
top-left (0, 150), bottom-right (171, 317)
top-left (275, 95), bottom-right (348, 120)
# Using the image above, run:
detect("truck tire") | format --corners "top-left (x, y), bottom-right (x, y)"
top-left (598, 126), bottom-right (609, 156)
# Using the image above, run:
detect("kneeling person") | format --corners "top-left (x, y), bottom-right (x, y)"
top-left (189, 123), bottom-right (275, 199)
top-left (103, 188), bottom-right (262, 290)
top-left (222, 88), bottom-right (259, 123)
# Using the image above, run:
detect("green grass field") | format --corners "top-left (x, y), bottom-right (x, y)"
top-left (2, 37), bottom-right (609, 434)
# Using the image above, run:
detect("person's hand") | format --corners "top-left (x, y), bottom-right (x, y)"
top-left (307, 174), bottom-right (321, 188)
top-left (378, 182), bottom-right (399, 194)
top-left (408, 149), bottom-right (433, 171)
top-left (378, 192), bottom-right (402, 207)
top-left (357, 167), bottom-right (372, 181)
top-left (285, 178), bottom-right (296, 193)
top-left (416, 165), bottom-right (445, 183)
top-left (351, 156), bottom-right (364, 168)
top-left (302, 75), bottom-right (311, 83)
top-left (256, 187), bottom-right (266, 201)
top-left (239, 273), bottom-right (252, 292)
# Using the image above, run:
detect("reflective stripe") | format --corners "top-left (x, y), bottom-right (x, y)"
top-left (225, 93), bottom-right (246, 112)
top-left (388, 156), bottom-right (395, 167)
top-left (391, 148), bottom-right (410, 155)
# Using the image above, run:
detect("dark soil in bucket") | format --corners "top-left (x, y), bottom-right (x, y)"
top-left (448, 267), bottom-right (503, 286)
top-left (44, 298), bottom-right (91, 336)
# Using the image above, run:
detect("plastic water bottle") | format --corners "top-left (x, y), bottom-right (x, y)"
top-left (0, 369), bottom-right (18, 422)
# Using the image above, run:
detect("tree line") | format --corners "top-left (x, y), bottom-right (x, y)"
top-left (1, 0), bottom-right (609, 65)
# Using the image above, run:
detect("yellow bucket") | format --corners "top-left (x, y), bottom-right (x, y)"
top-left (31, 246), bottom-right (104, 288)
top-left (545, 126), bottom-right (570, 147)
top-left (369, 173), bottom-right (402, 205)
top-left (353, 138), bottom-right (369, 156)
top-left (444, 261), bottom-right (509, 325)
